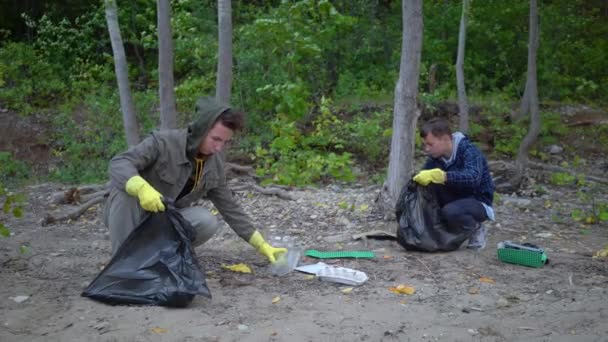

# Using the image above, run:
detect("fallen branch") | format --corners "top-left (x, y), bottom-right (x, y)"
top-left (225, 162), bottom-right (254, 174)
top-left (42, 190), bottom-right (108, 226)
top-left (231, 183), bottom-right (295, 200)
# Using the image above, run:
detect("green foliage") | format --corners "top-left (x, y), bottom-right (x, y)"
top-left (572, 185), bottom-right (608, 225)
top-left (0, 185), bottom-right (25, 238)
top-left (344, 109), bottom-right (392, 168)
top-left (48, 88), bottom-right (158, 184)
top-left (0, 152), bottom-right (30, 186)
top-left (254, 98), bottom-right (355, 186)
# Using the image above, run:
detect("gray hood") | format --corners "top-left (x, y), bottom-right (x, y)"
top-left (186, 96), bottom-right (230, 160)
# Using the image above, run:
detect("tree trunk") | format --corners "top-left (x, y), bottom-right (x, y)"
top-left (216, 0), bottom-right (233, 104)
top-left (456, 0), bottom-right (470, 133)
top-left (157, 0), bottom-right (177, 129)
top-left (104, 0), bottom-right (140, 147)
top-left (380, 0), bottom-right (423, 218)
top-left (512, 0), bottom-right (540, 187)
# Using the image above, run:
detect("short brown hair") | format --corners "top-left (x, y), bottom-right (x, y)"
top-left (420, 118), bottom-right (452, 138)
top-left (216, 109), bottom-right (245, 131)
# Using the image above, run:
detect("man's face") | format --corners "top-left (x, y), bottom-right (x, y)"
top-left (423, 132), bottom-right (451, 158)
top-left (198, 122), bottom-right (234, 157)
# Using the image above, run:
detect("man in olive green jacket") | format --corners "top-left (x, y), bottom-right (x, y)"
top-left (103, 97), bottom-right (286, 263)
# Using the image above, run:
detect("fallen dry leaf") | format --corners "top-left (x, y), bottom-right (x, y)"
top-left (479, 276), bottom-right (495, 284)
top-left (272, 296), bottom-right (281, 304)
top-left (389, 284), bottom-right (416, 295)
top-left (383, 255), bottom-right (393, 260)
top-left (341, 287), bottom-right (354, 294)
top-left (151, 327), bottom-right (168, 334)
top-left (222, 263), bottom-right (252, 273)
top-left (468, 287), bottom-right (480, 294)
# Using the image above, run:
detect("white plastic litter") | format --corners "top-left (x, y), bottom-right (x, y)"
top-left (317, 266), bottom-right (368, 286)
top-left (295, 262), bottom-right (329, 275)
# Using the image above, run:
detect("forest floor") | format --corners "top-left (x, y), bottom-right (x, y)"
top-left (1, 106), bottom-right (608, 341)
top-left (1, 178), bottom-right (607, 342)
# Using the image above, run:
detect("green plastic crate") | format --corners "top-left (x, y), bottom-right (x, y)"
top-left (497, 241), bottom-right (548, 268)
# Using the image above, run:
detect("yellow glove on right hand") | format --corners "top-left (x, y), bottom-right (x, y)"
top-left (125, 175), bottom-right (165, 212)
top-left (248, 231), bottom-right (288, 264)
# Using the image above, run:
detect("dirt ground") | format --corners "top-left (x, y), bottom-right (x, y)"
top-left (1, 179), bottom-right (607, 342)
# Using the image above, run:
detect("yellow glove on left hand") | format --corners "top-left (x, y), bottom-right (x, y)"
top-left (413, 168), bottom-right (446, 186)
top-left (248, 231), bottom-right (287, 263)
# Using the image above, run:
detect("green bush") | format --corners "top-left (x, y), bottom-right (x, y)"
top-left (0, 152), bottom-right (30, 186)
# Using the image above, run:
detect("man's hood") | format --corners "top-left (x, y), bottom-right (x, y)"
top-left (442, 132), bottom-right (466, 166)
top-left (186, 96), bottom-right (230, 159)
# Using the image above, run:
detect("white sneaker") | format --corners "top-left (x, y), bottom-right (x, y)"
top-left (467, 224), bottom-right (486, 250)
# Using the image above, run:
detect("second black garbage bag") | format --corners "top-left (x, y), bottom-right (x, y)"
top-left (82, 205), bottom-right (211, 307)
top-left (395, 181), bottom-right (473, 252)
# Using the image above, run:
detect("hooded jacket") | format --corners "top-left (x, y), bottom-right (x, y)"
top-left (105, 97), bottom-right (256, 241)
top-left (422, 133), bottom-right (495, 207)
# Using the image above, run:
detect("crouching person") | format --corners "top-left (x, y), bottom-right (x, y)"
top-left (413, 118), bottom-right (495, 250)
top-left (103, 96), bottom-right (286, 262)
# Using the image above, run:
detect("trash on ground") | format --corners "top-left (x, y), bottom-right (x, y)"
top-left (352, 230), bottom-right (397, 241)
top-left (305, 249), bottom-right (375, 259)
top-left (497, 240), bottom-right (548, 268)
top-left (10, 295), bottom-right (30, 303)
top-left (269, 248), bottom-right (301, 276)
top-left (317, 266), bottom-right (368, 286)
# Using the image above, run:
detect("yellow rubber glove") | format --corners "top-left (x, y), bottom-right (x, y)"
top-left (413, 168), bottom-right (446, 186)
top-left (248, 231), bottom-right (287, 264)
top-left (125, 175), bottom-right (165, 212)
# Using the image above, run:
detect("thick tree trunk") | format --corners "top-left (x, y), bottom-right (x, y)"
top-left (157, 0), bottom-right (177, 129)
top-left (456, 0), bottom-right (470, 133)
top-left (104, 0), bottom-right (140, 147)
top-left (380, 0), bottom-right (423, 218)
top-left (216, 0), bottom-right (233, 104)
top-left (513, 0), bottom-right (540, 187)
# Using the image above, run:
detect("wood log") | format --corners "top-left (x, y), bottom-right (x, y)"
top-left (42, 190), bottom-right (108, 226)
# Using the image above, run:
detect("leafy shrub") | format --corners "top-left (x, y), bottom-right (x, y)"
top-left (0, 152), bottom-right (30, 186)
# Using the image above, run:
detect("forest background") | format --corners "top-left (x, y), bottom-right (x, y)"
top-left (0, 0), bottom-right (606, 189)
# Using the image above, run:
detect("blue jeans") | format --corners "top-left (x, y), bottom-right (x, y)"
top-left (431, 185), bottom-right (488, 232)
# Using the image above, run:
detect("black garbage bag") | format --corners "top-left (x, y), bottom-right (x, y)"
top-left (82, 206), bottom-right (211, 307)
top-left (395, 181), bottom-right (472, 252)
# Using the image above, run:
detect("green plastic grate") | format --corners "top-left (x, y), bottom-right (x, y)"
top-left (305, 249), bottom-right (375, 259)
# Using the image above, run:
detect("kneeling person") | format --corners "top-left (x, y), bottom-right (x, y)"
top-left (413, 118), bottom-right (495, 250)
top-left (103, 96), bottom-right (285, 262)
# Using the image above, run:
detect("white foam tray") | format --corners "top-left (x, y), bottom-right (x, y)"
top-left (317, 266), bottom-right (368, 286)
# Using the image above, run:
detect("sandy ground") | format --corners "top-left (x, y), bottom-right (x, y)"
top-left (1, 182), bottom-right (607, 342)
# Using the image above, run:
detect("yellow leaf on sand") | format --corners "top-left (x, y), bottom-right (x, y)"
top-left (479, 276), bottom-right (495, 284)
top-left (592, 246), bottom-right (608, 259)
top-left (211, 209), bottom-right (219, 215)
top-left (272, 296), bottom-right (281, 304)
top-left (304, 274), bottom-right (316, 280)
top-left (341, 287), bottom-right (353, 294)
top-left (222, 263), bottom-right (252, 273)
top-left (468, 287), bottom-right (480, 294)
top-left (389, 284), bottom-right (416, 295)
top-left (359, 204), bottom-right (369, 211)
top-left (151, 327), bottom-right (168, 334)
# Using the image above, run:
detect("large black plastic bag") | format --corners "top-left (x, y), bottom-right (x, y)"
top-left (82, 206), bottom-right (211, 307)
top-left (395, 181), bottom-right (472, 252)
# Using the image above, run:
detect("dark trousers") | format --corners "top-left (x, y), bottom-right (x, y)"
top-left (431, 185), bottom-right (488, 232)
